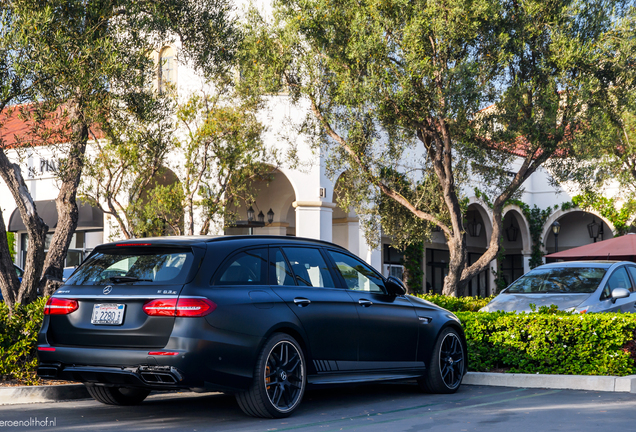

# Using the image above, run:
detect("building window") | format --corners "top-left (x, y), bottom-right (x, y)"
top-left (500, 254), bottom-right (524, 288)
top-left (383, 244), bottom-right (405, 280)
top-left (467, 252), bottom-right (489, 297)
top-left (426, 248), bottom-right (449, 295)
top-left (159, 46), bottom-right (176, 92)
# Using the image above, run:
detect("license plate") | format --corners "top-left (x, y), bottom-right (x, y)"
top-left (91, 304), bottom-right (125, 325)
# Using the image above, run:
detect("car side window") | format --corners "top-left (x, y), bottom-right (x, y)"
top-left (327, 250), bottom-right (385, 293)
top-left (270, 248), bottom-right (296, 286)
top-left (602, 267), bottom-right (632, 299)
top-left (282, 247), bottom-right (335, 288)
top-left (627, 267), bottom-right (636, 293)
top-left (212, 248), bottom-right (268, 285)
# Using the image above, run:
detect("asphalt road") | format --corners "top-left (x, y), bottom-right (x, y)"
top-left (1, 383), bottom-right (635, 432)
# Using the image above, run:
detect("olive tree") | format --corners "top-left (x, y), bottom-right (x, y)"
top-left (0, 0), bottom-right (239, 307)
top-left (240, 0), bottom-right (636, 295)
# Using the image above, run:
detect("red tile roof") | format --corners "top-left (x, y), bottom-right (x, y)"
top-left (0, 103), bottom-right (103, 148)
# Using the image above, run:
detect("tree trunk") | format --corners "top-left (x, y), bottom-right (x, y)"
top-left (185, 201), bottom-right (195, 236)
top-left (442, 232), bottom-right (468, 297)
top-left (0, 150), bottom-right (48, 307)
top-left (41, 102), bottom-right (88, 296)
top-left (0, 213), bottom-right (20, 310)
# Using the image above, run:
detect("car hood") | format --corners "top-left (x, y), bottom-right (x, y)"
top-left (480, 293), bottom-right (592, 312)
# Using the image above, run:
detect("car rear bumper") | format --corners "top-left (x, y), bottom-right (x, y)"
top-left (36, 336), bottom-right (256, 392)
top-left (37, 363), bottom-right (188, 389)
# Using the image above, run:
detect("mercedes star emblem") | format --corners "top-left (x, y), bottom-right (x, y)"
top-left (103, 285), bottom-right (113, 295)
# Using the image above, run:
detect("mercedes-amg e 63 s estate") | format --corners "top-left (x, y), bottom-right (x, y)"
top-left (37, 236), bottom-right (467, 418)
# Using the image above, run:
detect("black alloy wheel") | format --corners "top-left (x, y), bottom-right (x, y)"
top-left (236, 333), bottom-right (306, 418)
top-left (418, 327), bottom-right (465, 393)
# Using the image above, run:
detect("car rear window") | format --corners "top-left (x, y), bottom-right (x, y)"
top-left (65, 247), bottom-right (195, 286)
top-left (505, 267), bottom-right (607, 294)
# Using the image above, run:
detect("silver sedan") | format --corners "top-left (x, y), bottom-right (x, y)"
top-left (480, 261), bottom-right (636, 313)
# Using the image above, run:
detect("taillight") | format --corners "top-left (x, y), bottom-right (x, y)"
top-left (44, 298), bottom-right (78, 315)
top-left (176, 298), bottom-right (216, 317)
top-left (142, 298), bottom-right (178, 316)
top-left (142, 298), bottom-right (216, 317)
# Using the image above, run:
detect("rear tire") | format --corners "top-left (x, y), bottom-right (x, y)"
top-left (236, 333), bottom-right (306, 418)
top-left (85, 385), bottom-right (151, 405)
top-left (418, 327), bottom-right (466, 393)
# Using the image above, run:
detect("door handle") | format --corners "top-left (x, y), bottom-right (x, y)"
top-left (358, 299), bottom-right (373, 307)
top-left (293, 297), bottom-right (311, 307)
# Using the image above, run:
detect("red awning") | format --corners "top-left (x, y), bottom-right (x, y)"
top-left (545, 234), bottom-right (636, 262)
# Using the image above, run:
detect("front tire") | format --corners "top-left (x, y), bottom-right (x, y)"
top-left (236, 333), bottom-right (306, 418)
top-left (418, 327), bottom-right (466, 393)
top-left (85, 385), bottom-right (151, 405)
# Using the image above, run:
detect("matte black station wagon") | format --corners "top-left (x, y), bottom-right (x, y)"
top-left (37, 236), bottom-right (467, 418)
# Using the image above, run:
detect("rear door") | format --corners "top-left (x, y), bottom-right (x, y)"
top-left (47, 245), bottom-right (202, 349)
top-left (269, 247), bottom-right (360, 370)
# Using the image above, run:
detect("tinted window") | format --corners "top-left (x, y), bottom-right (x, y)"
top-left (283, 247), bottom-right (335, 288)
top-left (66, 247), bottom-right (194, 285)
top-left (14, 266), bottom-right (23, 278)
top-left (328, 250), bottom-right (385, 293)
top-left (213, 248), bottom-right (268, 285)
top-left (271, 248), bottom-right (295, 286)
top-left (602, 267), bottom-right (633, 298)
top-left (505, 266), bottom-right (606, 294)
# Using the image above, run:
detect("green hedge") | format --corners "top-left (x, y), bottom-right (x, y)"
top-left (2, 296), bottom-right (636, 383)
top-left (458, 311), bottom-right (636, 376)
top-left (416, 294), bottom-right (494, 312)
top-left (0, 298), bottom-right (45, 385)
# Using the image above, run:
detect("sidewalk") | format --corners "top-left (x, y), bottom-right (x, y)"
top-left (2, 372), bottom-right (635, 406)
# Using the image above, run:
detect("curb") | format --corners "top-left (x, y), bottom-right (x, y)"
top-left (0, 384), bottom-right (89, 406)
top-left (463, 372), bottom-right (636, 393)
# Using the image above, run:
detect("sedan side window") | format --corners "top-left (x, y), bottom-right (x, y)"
top-left (328, 250), bottom-right (385, 293)
top-left (282, 247), bottom-right (335, 288)
top-left (602, 267), bottom-right (632, 299)
top-left (212, 248), bottom-right (268, 285)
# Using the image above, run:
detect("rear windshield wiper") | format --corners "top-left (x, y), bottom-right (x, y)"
top-left (109, 276), bottom-right (153, 283)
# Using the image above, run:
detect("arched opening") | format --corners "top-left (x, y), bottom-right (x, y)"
top-left (544, 210), bottom-right (614, 257)
top-left (224, 168), bottom-right (297, 236)
top-left (501, 209), bottom-right (530, 286)
top-left (158, 46), bottom-right (176, 92)
top-left (331, 173), bottom-right (360, 253)
top-left (464, 203), bottom-right (492, 297)
top-left (133, 167), bottom-right (184, 237)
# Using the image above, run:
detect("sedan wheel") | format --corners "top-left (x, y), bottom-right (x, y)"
top-left (418, 327), bottom-right (465, 393)
top-left (236, 333), bottom-right (306, 418)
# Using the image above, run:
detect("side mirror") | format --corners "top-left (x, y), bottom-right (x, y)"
top-left (386, 276), bottom-right (407, 296)
top-left (611, 287), bottom-right (631, 303)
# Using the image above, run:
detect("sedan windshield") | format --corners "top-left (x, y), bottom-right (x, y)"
top-left (505, 267), bottom-right (607, 294)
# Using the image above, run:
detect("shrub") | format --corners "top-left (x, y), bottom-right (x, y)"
top-left (457, 311), bottom-right (636, 376)
top-left (0, 297), bottom-right (46, 385)
top-left (416, 294), bottom-right (494, 312)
